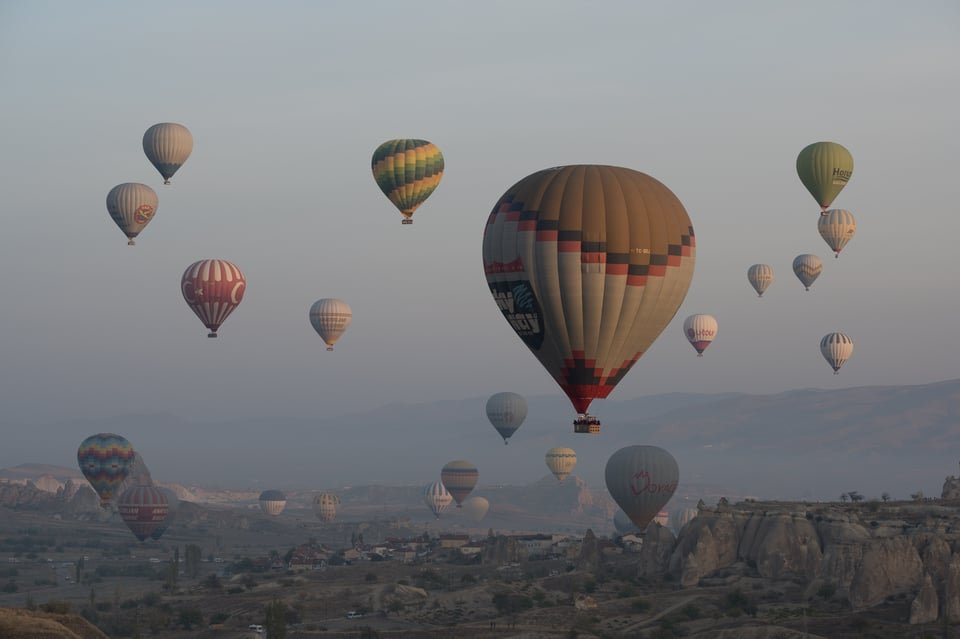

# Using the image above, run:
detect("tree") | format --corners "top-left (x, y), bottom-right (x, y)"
top-left (848, 491), bottom-right (864, 503)
top-left (178, 607), bottom-right (203, 630)
top-left (881, 492), bottom-right (891, 502)
top-left (839, 494), bottom-right (848, 503)
top-left (265, 597), bottom-right (287, 639)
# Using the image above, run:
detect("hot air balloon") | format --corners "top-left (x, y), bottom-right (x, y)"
top-left (545, 447), bottom-right (577, 481)
top-left (105, 183), bottom-right (158, 246)
top-left (118, 484), bottom-right (169, 542)
top-left (313, 493), bottom-right (340, 523)
top-left (258, 490), bottom-right (287, 516)
top-left (792, 254), bottom-right (823, 291)
top-left (796, 141), bottom-right (853, 214)
top-left (440, 461), bottom-right (478, 507)
top-left (143, 123), bottom-right (193, 185)
top-left (150, 487), bottom-right (179, 540)
top-left (77, 433), bottom-right (135, 507)
top-left (747, 264), bottom-right (774, 297)
top-left (605, 445), bottom-right (679, 531)
top-left (423, 481), bottom-right (453, 519)
top-left (371, 139), bottom-right (444, 224)
top-left (309, 299), bottom-right (352, 351)
top-left (818, 209), bottom-right (856, 258)
top-left (682, 314), bottom-right (717, 357)
top-left (485, 392), bottom-right (527, 444)
top-left (482, 165), bottom-right (695, 434)
top-left (462, 497), bottom-right (490, 524)
top-left (820, 332), bottom-right (853, 374)
top-left (181, 259), bottom-right (246, 337)
top-left (613, 509), bottom-right (641, 536)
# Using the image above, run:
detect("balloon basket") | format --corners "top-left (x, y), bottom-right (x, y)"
top-left (207, 332), bottom-right (218, 338)
top-left (574, 415), bottom-right (601, 434)
top-left (401, 219), bottom-right (413, 225)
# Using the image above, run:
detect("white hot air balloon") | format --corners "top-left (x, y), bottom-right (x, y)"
top-left (258, 490), bottom-right (286, 516)
top-left (485, 392), bottom-right (527, 444)
top-left (818, 209), bottom-right (857, 258)
top-left (820, 332), bottom-right (853, 374)
top-left (545, 447), bottom-right (577, 481)
top-left (792, 254), bottom-right (823, 291)
top-left (309, 299), bottom-right (352, 351)
top-left (143, 123), bottom-right (193, 185)
top-left (106, 183), bottom-right (159, 246)
top-left (747, 264), bottom-right (774, 298)
top-left (423, 481), bottom-right (453, 519)
top-left (682, 314), bottom-right (717, 357)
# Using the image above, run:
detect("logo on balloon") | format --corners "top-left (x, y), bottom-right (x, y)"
top-left (489, 280), bottom-right (544, 349)
top-left (630, 470), bottom-right (677, 496)
top-left (134, 204), bottom-right (155, 224)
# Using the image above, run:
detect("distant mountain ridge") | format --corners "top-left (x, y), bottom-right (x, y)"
top-left (1, 379), bottom-right (958, 501)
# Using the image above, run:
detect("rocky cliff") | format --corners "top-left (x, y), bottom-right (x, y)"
top-left (641, 498), bottom-right (960, 623)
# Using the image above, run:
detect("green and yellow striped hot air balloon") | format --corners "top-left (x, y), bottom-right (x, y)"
top-left (371, 139), bottom-right (444, 224)
top-left (796, 141), bottom-right (853, 215)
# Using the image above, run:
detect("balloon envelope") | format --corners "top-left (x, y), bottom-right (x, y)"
top-left (818, 209), bottom-right (856, 257)
top-left (820, 332), bottom-right (853, 374)
top-left (545, 447), bottom-right (577, 481)
top-left (747, 264), bottom-right (774, 297)
top-left (313, 493), bottom-right (340, 522)
top-left (423, 481), bottom-right (453, 518)
top-left (605, 445), bottom-right (679, 531)
top-left (682, 314), bottom-right (717, 356)
top-left (181, 259), bottom-right (246, 337)
top-left (485, 392), bottom-right (527, 443)
top-left (796, 141), bottom-right (853, 212)
top-left (77, 433), bottom-right (135, 506)
top-left (482, 165), bottom-right (695, 432)
top-left (150, 487), bottom-right (179, 540)
top-left (462, 497), bottom-right (490, 523)
top-left (106, 183), bottom-right (158, 246)
top-left (118, 484), bottom-right (169, 542)
top-left (258, 490), bottom-right (287, 516)
top-left (792, 254), bottom-right (823, 291)
top-left (309, 299), bottom-right (352, 351)
top-left (440, 461), bottom-right (478, 506)
top-left (143, 123), bottom-right (193, 184)
top-left (371, 139), bottom-right (444, 224)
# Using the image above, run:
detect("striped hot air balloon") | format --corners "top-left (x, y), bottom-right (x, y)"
top-left (371, 139), bottom-right (444, 224)
top-left (485, 392), bottom-right (527, 444)
top-left (181, 259), bottom-right (246, 338)
top-left (77, 433), bottom-right (135, 507)
top-left (747, 264), bottom-right (774, 297)
top-left (105, 183), bottom-right (158, 246)
top-left (796, 141), bottom-right (853, 214)
top-left (820, 332), bottom-right (853, 374)
top-left (682, 314), bottom-right (717, 356)
top-left (545, 447), bottom-right (577, 481)
top-left (792, 254), bottom-right (823, 290)
top-left (313, 492), bottom-right (340, 523)
top-left (423, 481), bottom-right (453, 518)
top-left (818, 209), bottom-right (857, 258)
top-left (440, 461), bottom-right (478, 507)
top-left (118, 484), bottom-right (169, 542)
top-left (143, 123), bottom-right (193, 185)
top-left (309, 299), bottom-right (352, 351)
top-left (482, 165), bottom-right (695, 433)
top-left (258, 490), bottom-right (287, 516)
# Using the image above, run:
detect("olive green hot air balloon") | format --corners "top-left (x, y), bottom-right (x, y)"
top-left (482, 165), bottom-right (695, 434)
top-left (796, 141), bottom-right (853, 214)
top-left (371, 139), bottom-right (444, 224)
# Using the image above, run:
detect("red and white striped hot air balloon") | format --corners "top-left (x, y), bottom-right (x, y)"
top-left (181, 259), bottom-right (246, 338)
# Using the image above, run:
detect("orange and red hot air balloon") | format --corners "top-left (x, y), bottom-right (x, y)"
top-left (181, 259), bottom-right (246, 338)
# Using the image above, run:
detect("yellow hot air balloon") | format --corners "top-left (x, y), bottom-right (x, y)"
top-left (747, 264), bottom-right (774, 297)
top-left (313, 492), bottom-right (340, 523)
top-left (371, 139), bottom-right (444, 224)
top-left (482, 165), bottom-right (695, 434)
top-left (309, 299), bottom-right (352, 351)
top-left (796, 141), bottom-right (853, 214)
top-left (545, 447), bottom-right (577, 481)
top-left (106, 183), bottom-right (159, 246)
top-left (818, 209), bottom-right (856, 258)
top-left (792, 254), bottom-right (823, 290)
top-left (143, 123), bottom-right (193, 185)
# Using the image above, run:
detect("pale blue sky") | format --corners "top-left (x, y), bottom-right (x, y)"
top-left (1, 1), bottom-right (958, 425)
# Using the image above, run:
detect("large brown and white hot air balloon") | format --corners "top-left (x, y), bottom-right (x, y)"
top-left (143, 123), bottom-right (193, 185)
top-left (605, 445), bottom-right (679, 532)
top-left (181, 259), bottom-right (246, 338)
top-left (482, 165), bottom-right (695, 433)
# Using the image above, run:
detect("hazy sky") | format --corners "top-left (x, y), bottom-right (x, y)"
top-left (1, 2), bottom-right (958, 427)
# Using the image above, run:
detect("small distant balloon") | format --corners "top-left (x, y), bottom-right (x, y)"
top-left (181, 259), bottom-right (246, 338)
top-left (485, 392), bottom-right (527, 444)
top-left (118, 484), bottom-right (169, 542)
top-left (792, 254), bottom-right (823, 291)
top-left (820, 332), bottom-right (853, 374)
top-left (77, 433), bottom-right (135, 507)
top-left (545, 447), bottom-right (577, 481)
top-left (682, 314), bottom-right (717, 357)
top-left (313, 493), bottom-right (340, 523)
top-left (258, 490), bottom-right (287, 516)
top-left (423, 481), bottom-right (453, 519)
top-left (440, 460), bottom-right (478, 507)
top-left (747, 264), bottom-right (774, 297)
top-left (796, 141), bottom-right (853, 214)
top-left (818, 209), bottom-right (857, 258)
top-left (371, 139), bottom-right (444, 225)
top-left (309, 299), bottom-right (352, 351)
top-left (106, 183), bottom-right (158, 246)
top-left (143, 123), bottom-right (193, 185)
top-left (462, 497), bottom-right (490, 523)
